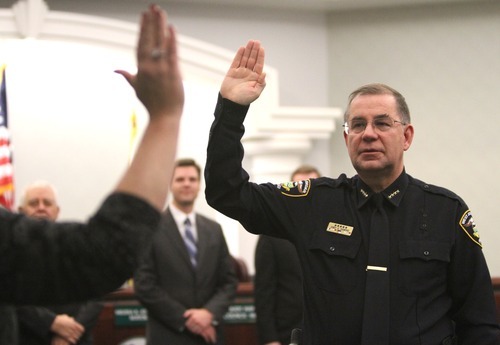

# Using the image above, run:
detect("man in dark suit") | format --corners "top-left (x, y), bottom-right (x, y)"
top-left (16, 181), bottom-right (103, 345)
top-left (16, 303), bottom-right (102, 345)
top-left (254, 165), bottom-right (320, 345)
top-left (134, 158), bottom-right (238, 345)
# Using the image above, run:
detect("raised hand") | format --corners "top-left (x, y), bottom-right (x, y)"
top-left (220, 40), bottom-right (266, 105)
top-left (114, 4), bottom-right (183, 210)
top-left (116, 4), bottom-right (184, 120)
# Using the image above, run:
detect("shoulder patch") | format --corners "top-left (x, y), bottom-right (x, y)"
top-left (459, 210), bottom-right (481, 247)
top-left (276, 179), bottom-right (311, 197)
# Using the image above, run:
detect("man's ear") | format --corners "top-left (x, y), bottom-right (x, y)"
top-left (403, 124), bottom-right (414, 151)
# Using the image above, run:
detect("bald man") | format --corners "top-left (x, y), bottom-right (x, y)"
top-left (18, 181), bottom-right (60, 221)
top-left (16, 181), bottom-right (103, 345)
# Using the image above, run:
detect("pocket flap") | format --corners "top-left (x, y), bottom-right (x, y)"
top-left (399, 240), bottom-right (450, 262)
top-left (309, 229), bottom-right (361, 259)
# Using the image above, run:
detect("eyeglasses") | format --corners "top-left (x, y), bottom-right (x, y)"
top-left (343, 115), bottom-right (406, 135)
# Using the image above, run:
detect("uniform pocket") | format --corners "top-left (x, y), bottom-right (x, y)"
top-left (398, 240), bottom-right (450, 296)
top-left (307, 228), bottom-right (361, 294)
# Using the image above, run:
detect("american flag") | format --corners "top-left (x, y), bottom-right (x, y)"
top-left (0, 65), bottom-right (15, 210)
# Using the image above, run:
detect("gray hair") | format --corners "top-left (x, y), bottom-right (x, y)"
top-left (19, 180), bottom-right (59, 207)
top-left (344, 83), bottom-right (411, 124)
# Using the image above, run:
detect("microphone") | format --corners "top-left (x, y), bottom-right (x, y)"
top-left (289, 328), bottom-right (302, 345)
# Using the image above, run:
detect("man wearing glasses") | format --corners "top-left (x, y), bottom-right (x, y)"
top-left (204, 40), bottom-right (500, 344)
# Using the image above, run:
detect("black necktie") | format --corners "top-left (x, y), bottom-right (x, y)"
top-left (184, 218), bottom-right (197, 267)
top-left (361, 193), bottom-right (390, 345)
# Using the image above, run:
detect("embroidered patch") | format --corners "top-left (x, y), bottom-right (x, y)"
top-left (326, 222), bottom-right (354, 236)
top-left (459, 210), bottom-right (481, 247)
top-left (277, 179), bottom-right (311, 197)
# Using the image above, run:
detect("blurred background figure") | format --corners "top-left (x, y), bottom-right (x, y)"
top-left (254, 165), bottom-right (320, 345)
top-left (16, 181), bottom-right (103, 345)
top-left (134, 158), bottom-right (238, 345)
top-left (18, 181), bottom-right (60, 220)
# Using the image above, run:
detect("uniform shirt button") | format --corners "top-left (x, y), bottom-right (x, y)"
top-left (329, 246), bottom-right (335, 252)
top-left (423, 250), bottom-right (430, 256)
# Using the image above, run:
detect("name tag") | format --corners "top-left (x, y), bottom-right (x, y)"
top-left (326, 222), bottom-right (354, 236)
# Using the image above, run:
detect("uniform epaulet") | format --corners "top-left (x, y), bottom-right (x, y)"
top-left (411, 177), bottom-right (481, 247)
top-left (411, 177), bottom-right (465, 205)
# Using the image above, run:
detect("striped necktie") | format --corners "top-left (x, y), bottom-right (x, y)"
top-left (184, 218), bottom-right (197, 267)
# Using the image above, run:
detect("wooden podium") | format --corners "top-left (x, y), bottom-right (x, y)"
top-left (93, 278), bottom-right (500, 344)
top-left (92, 282), bottom-right (258, 345)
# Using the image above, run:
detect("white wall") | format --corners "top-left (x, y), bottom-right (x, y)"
top-left (1, 39), bottom-right (135, 218)
top-left (328, 2), bottom-right (500, 275)
top-left (0, 0), bottom-right (332, 275)
top-left (13, 0), bottom-right (331, 108)
top-left (1, 0), bottom-right (498, 277)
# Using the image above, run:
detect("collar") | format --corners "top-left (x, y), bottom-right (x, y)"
top-left (169, 203), bottom-right (195, 227)
top-left (356, 170), bottom-right (409, 209)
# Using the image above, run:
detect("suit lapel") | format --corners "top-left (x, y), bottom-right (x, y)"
top-left (194, 215), bottom-right (212, 272)
top-left (162, 209), bottom-right (193, 268)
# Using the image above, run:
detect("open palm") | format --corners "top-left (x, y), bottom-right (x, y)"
top-left (220, 40), bottom-right (266, 105)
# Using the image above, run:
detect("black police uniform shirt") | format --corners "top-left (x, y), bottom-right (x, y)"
top-left (205, 95), bottom-right (500, 345)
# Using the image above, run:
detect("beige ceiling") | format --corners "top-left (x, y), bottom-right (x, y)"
top-left (157, 0), bottom-right (477, 12)
top-left (0, 0), bottom-right (483, 13)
